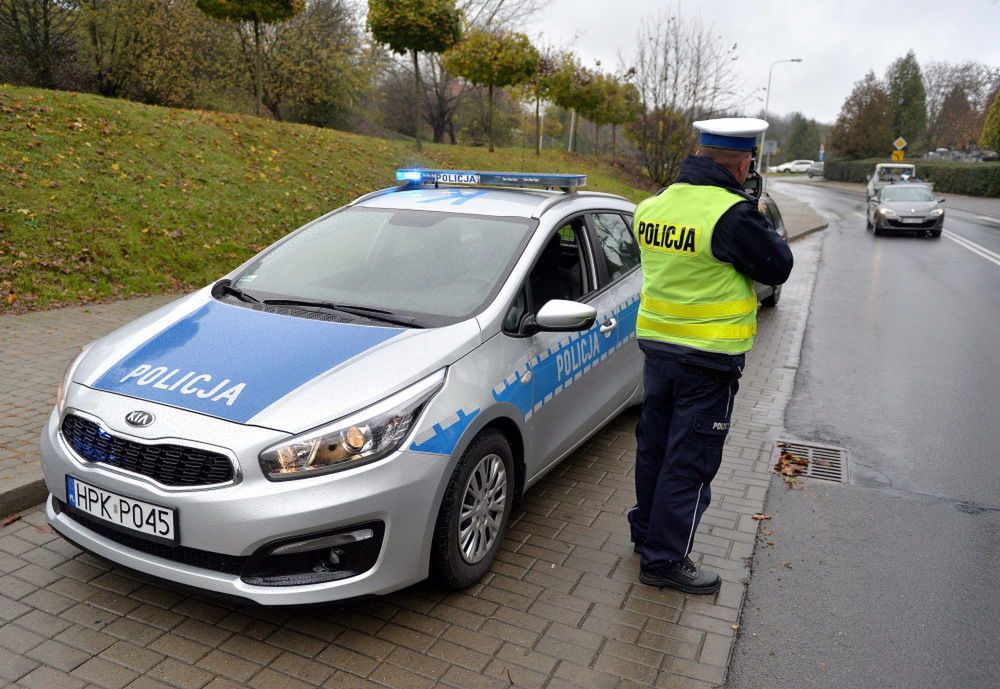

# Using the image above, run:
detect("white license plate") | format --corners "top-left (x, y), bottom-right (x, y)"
top-left (66, 476), bottom-right (177, 544)
top-left (902, 217), bottom-right (923, 224)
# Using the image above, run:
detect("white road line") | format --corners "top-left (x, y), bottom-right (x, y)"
top-left (975, 215), bottom-right (1000, 226)
top-left (943, 230), bottom-right (1000, 268)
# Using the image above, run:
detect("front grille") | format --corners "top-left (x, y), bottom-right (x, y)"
top-left (61, 414), bottom-right (235, 487)
top-left (887, 218), bottom-right (936, 229)
top-left (57, 499), bottom-right (248, 575)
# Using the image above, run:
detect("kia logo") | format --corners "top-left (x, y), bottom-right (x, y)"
top-left (125, 411), bottom-right (155, 427)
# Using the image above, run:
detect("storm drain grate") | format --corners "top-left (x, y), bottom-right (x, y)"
top-left (774, 440), bottom-right (848, 483)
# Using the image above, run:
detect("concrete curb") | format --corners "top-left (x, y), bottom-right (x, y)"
top-left (789, 221), bottom-right (829, 241)
top-left (0, 476), bottom-right (47, 519)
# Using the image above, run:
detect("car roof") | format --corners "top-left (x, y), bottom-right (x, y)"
top-left (353, 186), bottom-right (631, 218)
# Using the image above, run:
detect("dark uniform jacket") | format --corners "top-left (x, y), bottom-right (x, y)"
top-left (639, 155), bottom-right (795, 370)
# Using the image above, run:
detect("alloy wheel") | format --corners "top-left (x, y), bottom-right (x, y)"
top-left (458, 453), bottom-right (508, 564)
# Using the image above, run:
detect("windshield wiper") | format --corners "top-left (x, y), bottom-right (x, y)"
top-left (217, 281), bottom-right (260, 303)
top-left (261, 298), bottom-right (420, 328)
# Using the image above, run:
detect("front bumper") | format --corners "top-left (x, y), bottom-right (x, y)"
top-left (875, 215), bottom-right (943, 233)
top-left (40, 394), bottom-right (452, 605)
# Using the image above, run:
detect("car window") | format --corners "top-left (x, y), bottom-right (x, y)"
top-left (592, 213), bottom-right (640, 284)
top-left (527, 217), bottom-right (593, 312)
top-left (234, 207), bottom-right (535, 322)
top-left (765, 201), bottom-right (784, 230)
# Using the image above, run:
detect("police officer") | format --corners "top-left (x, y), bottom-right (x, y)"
top-left (628, 118), bottom-right (793, 594)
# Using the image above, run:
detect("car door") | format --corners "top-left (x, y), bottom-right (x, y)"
top-left (586, 211), bottom-right (643, 408)
top-left (518, 215), bottom-right (627, 478)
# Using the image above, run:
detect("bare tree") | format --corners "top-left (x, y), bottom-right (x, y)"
top-left (418, 0), bottom-right (545, 143)
top-left (0, 0), bottom-right (78, 86)
top-left (924, 61), bottom-right (1000, 147)
top-left (625, 10), bottom-right (744, 185)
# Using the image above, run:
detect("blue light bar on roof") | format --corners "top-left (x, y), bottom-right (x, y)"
top-left (395, 168), bottom-right (587, 189)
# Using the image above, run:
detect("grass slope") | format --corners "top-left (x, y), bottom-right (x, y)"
top-left (0, 85), bottom-right (653, 314)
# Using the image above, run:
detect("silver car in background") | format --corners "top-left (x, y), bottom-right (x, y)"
top-left (40, 169), bottom-right (644, 605)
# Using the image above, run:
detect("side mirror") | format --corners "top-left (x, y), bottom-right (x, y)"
top-left (521, 299), bottom-right (597, 336)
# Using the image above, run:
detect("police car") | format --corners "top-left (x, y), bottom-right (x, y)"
top-left (41, 169), bottom-right (645, 604)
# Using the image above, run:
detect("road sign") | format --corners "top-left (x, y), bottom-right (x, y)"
top-left (893, 137), bottom-right (907, 150)
top-left (891, 150), bottom-right (905, 162)
top-left (762, 140), bottom-right (778, 155)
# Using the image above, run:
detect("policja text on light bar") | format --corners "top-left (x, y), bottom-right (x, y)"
top-left (395, 169), bottom-right (587, 190)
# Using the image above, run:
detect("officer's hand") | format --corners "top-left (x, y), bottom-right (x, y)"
top-left (757, 200), bottom-right (767, 215)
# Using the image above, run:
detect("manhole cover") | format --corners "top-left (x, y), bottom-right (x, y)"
top-left (774, 440), bottom-right (848, 483)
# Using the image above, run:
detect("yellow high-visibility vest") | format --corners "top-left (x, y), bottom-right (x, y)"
top-left (634, 183), bottom-right (757, 354)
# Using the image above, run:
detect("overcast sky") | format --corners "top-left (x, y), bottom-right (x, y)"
top-left (528, 0), bottom-right (1000, 124)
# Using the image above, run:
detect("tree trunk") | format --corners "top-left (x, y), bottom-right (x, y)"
top-left (535, 96), bottom-right (541, 155)
top-left (488, 83), bottom-right (495, 153)
top-left (568, 108), bottom-right (576, 152)
top-left (412, 49), bottom-right (422, 152)
top-left (612, 125), bottom-right (617, 163)
top-left (253, 16), bottom-right (262, 117)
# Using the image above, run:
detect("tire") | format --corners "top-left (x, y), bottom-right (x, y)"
top-left (872, 224), bottom-right (881, 236)
top-left (761, 284), bottom-right (781, 308)
top-left (431, 430), bottom-right (515, 589)
top-left (931, 231), bottom-right (941, 238)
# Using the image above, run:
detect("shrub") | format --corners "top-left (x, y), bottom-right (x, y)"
top-left (823, 158), bottom-right (1000, 197)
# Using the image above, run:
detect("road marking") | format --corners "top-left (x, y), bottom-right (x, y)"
top-left (943, 230), bottom-right (1000, 268)
top-left (975, 215), bottom-right (1000, 226)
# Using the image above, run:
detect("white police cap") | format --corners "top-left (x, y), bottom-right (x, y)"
top-left (693, 117), bottom-right (769, 151)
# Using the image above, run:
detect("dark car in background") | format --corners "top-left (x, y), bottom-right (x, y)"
top-left (866, 184), bottom-right (944, 237)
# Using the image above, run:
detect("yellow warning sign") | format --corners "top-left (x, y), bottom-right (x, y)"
top-left (891, 150), bottom-right (905, 162)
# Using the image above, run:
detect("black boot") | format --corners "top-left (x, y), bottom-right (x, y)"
top-left (639, 556), bottom-right (721, 594)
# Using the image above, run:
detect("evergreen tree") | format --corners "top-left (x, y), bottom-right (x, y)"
top-left (785, 112), bottom-right (821, 161)
top-left (885, 51), bottom-right (927, 153)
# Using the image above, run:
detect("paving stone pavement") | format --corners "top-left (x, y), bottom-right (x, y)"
top-left (0, 297), bottom-right (179, 516)
top-left (0, 235), bottom-right (821, 688)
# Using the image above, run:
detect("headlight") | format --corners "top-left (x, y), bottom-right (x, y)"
top-left (57, 345), bottom-right (93, 413)
top-left (259, 370), bottom-right (445, 480)
top-left (877, 208), bottom-right (897, 217)
top-left (930, 208), bottom-right (944, 217)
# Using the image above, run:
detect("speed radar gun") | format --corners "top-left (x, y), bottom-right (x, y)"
top-left (693, 118), bottom-right (770, 199)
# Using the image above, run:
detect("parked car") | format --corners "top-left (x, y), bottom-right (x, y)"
top-left (772, 159), bottom-right (814, 173)
top-left (41, 168), bottom-right (648, 605)
top-left (806, 161), bottom-right (824, 178)
top-left (756, 192), bottom-right (788, 306)
top-left (866, 183), bottom-right (944, 237)
top-left (865, 163), bottom-right (921, 199)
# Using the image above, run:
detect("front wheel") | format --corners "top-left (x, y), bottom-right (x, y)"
top-left (431, 430), bottom-right (514, 589)
top-left (761, 284), bottom-right (781, 307)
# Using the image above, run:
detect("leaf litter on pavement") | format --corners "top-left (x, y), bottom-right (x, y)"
top-left (774, 444), bottom-right (809, 488)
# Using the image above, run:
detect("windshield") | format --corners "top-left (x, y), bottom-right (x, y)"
top-left (233, 207), bottom-right (536, 323)
top-left (877, 166), bottom-right (915, 180)
top-left (882, 187), bottom-right (934, 202)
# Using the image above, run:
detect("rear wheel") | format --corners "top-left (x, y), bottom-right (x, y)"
top-left (431, 430), bottom-right (514, 589)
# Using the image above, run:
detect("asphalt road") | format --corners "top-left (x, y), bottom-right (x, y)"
top-left (727, 179), bottom-right (1000, 689)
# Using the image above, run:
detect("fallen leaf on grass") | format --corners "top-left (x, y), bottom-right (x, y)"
top-left (751, 513), bottom-right (771, 521)
top-left (2, 514), bottom-right (21, 526)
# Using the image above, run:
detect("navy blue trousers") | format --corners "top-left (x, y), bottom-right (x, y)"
top-left (630, 343), bottom-right (741, 574)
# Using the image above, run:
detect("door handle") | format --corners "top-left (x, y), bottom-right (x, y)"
top-left (599, 317), bottom-right (617, 335)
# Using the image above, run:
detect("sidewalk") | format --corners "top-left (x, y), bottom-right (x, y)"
top-left (0, 212), bottom-right (823, 688)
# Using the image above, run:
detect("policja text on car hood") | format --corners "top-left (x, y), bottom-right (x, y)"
top-left (71, 288), bottom-right (482, 435)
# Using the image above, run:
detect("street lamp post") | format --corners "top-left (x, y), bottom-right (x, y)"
top-left (759, 58), bottom-right (803, 174)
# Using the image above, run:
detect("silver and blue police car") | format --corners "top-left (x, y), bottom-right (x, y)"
top-left (41, 169), bottom-right (645, 604)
